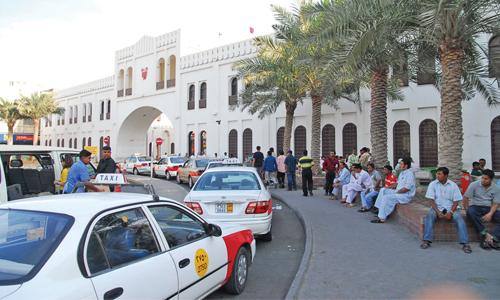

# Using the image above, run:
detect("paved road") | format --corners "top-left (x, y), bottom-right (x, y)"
top-left (127, 175), bottom-right (305, 299)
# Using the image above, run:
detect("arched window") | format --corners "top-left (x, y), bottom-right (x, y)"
top-left (188, 131), bottom-right (195, 156)
top-left (229, 77), bottom-right (238, 105)
top-left (242, 128), bottom-right (252, 159)
top-left (199, 82), bottom-right (207, 108)
top-left (188, 85), bottom-right (195, 110)
top-left (69, 139), bottom-right (73, 148)
top-left (82, 137), bottom-right (86, 148)
top-left (74, 105), bottom-right (78, 124)
top-left (69, 107), bottom-right (73, 124)
top-left (61, 139), bottom-right (64, 148)
top-left (276, 127), bottom-right (285, 153)
top-left (228, 129), bottom-right (238, 158)
top-left (322, 124), bottom-right (336, 156)
top-left (157, 58), bottom-right (166, 90)
top-left (100, 101), bottom-right (105, 120)
top-left (99, 136), bottom-right (104, 160)
top-left (107, 100), bottom-right (111, 119)
top-left (88, 137), bottom-right (92, 146)
top-left (168, 55), bottom-right (176, 88)
top-left (57, 139), bottom-right (60, 147)
top-left (342, 123), bottom-right (357, 157)
top-left (171, 142), bottom-right (175, 155)
top-left (49, 140), bottom-right (52, 147)
top-left (126, 67), bottom-right (133, 95)
top-left (393, 121), bottom-right (411, 165)
top-left (419, 119), bottom-right (438, 167)
top-left (82, 103), bottom-right (86, 123)
top-left (491, 116), bottom-right (500, 171)
top-left (73, 138), bottom-right (77, 149)
top-left (200, 131), bottom-right (207, 155)
top-left (149, 142), bottom-right (152, 157)
top-left (118, 69), bottom-right (125, 97)
top-left (294, 126), bottom-right (307, 158)
top-left (87, 103), bottom-right (92, 122)
top-left (489, 35), bottom-right (500, 83)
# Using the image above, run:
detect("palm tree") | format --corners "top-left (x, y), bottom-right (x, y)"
top-left (0, 98), bottom-right (23, 145)
top-left (419, 0), bottom-right (500, 181)
top-left (238, 35), bottom-right (305, 152)
top-left (309, 0), bottom-right (416, 168)
top-left (18, 92), bottom-right (63, 146)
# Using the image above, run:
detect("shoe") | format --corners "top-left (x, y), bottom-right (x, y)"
top-left (287, 189), bottom-right (292, 191)
top-left (490, 242), bottom-right (500, 250)
top-left (309, 191), bottom-right (313, 196)
top-left (462, 244), bottom-right (472, 253)
top-left (420, 241), bottom-right (431, 249)
top-left (358, 207), bottom-right (370, 213)
top-left (371, 208), bottom-right (379, 215)
top-left (480, 241), bottom-right (491, 250)
top-left (370, 218), bottom-right (385, 223)
top-left (303, 194), bottom-right (308, 197)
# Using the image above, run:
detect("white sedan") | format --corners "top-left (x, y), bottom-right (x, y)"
top-left (0, 193), bottom-right (255, 299)
top-left (184, 167), bottom-right (273, 241)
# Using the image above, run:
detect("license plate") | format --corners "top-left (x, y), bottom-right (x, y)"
top-left (215, 203), bottom-right (233, 213)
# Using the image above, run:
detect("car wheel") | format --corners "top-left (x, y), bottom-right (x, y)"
top-left (133, 168), bottom-right (139, 175)
top-left (188, 177), bottom-right (194, 189)
top-left (224, 246), bottom-right (250, 295)
top-left (166, 172), bottom-right (171, 180)
top-left (259, 228), bottom-right (272, 242)
top-left (177, 174), bottom-right (183, 184)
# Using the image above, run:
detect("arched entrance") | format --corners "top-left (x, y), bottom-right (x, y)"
top-left (228, 129), bottom-right (238, 158)
top-left (243, 128), bottom-right (253, 160)
top-left (393, 120), bottom-right (411, 165)
top-left (322, 124), bottom-right (335, 156)
top-left (294, 126), bottom-right (306, 157)
top-left (276, 127), bottom-right (285, 153)
top-left (342, 123), bottom-right (357, 157)
top-left (419, 119), bottom-right (438, 167)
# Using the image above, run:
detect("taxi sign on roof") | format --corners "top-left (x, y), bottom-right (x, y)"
top-left (93, 173), bottom-right (126, 185)
top-left (222, 158), bottom-right (241, 164)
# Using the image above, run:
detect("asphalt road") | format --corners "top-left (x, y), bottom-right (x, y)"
top-left (127, 174), bottom-right (305, 299)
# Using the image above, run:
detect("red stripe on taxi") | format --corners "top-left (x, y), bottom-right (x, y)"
top-left (222, 229), bottom-right (253, 283)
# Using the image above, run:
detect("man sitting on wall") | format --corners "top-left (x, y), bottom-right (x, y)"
top-left (371, 157), bottom-right (416, 223)
top-left (341, 163), bottom-right (371, 208)
top-left (332, 161), bottom-right (350, 199)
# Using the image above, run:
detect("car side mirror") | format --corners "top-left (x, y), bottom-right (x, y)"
top-left (206, 223), bottom-right (222, 237)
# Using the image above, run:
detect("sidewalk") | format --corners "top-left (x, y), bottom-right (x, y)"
top-left (271, 189), bottom-right (500, 299)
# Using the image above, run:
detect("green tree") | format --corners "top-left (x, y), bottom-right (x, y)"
top-left (18, 92), bottom-right (63, 146)
top-left (0, 98), bottom-right (23, 145)
top-left (418, 0), bottom-right (500, 181)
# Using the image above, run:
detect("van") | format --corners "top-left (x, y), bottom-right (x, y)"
top-left (0, 146), bottom-right (96, 203)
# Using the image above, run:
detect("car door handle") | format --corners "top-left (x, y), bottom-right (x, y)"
top-left (179, 258), bottom-right (190, 268)
top-left (104, 287), bottom-right (123, 300)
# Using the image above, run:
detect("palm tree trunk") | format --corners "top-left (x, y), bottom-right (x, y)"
top-left (370, 68), bottom-right (389, 169)
top-left (283, 101), bottom-right (297, 153)
top-left (33, 118), bottom-right (40, 146)
top-left (7, 123), bottom-right (14, 145)
top-left (311, 93), bottom-right (322, 175)
top-left (438, 44), bottom-right (464, 182)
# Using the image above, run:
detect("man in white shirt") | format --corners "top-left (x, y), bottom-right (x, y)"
top-left (341, 163), bottom-right (371, 208)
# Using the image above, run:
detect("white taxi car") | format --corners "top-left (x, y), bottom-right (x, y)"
top-left (184, 167), bottom-right (273, 241)
top-left (153, 156), bottom-right (186, 180)
top-left (0, 193), bottom-right (255, 299)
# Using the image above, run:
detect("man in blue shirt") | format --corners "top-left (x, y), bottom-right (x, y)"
top-left (64, 150), bottom-right (102, 193)
top-left (421, 167), bottom-right (471, 253)
top-left (263, 150), bottom-right (278, 186)
top-left (372, 157), bottom-right (416, 223)
top-left (284, 150), bottom-right (298, 191)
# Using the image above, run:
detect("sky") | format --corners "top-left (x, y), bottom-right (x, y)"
top-left (0, 0), bottom-right (297, 90)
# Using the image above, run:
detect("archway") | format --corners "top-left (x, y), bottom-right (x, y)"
top-left (419, 119), bottom-right (438, 168)
top-left (393, 120), bottom-right (411, 165)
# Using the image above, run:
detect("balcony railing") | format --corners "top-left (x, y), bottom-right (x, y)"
top-left (199, 99), bottom-right (207, 109)
top-left (187, 101), bottom-right (195, 110)
top-left (117, 89), bottom-right (124, 97)
top-left (156, 81), bottom-right (165, 90)
top-left (88, 115), bottom-right (92, 122)
top-left (167, 79), bottom-right (176, 88)
top-left (125, 88), bottom-right (132, 96)
top-left (228, 95), bottom-right (238, 105)
top-left (106, 113), bottom-right (111, 120)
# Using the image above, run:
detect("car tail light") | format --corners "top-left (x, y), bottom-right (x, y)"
top-left (167, 166), bottom-right (179, 171)
top-left (142, 162), bottom-right (148, 166)
top-left (245, 199), bottom-right (272, 214)
top-left (185, 202), bottom-right (203, 214)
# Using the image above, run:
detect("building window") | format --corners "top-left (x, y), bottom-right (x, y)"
top-left (73, 138), bottom-right (77, 149)
top-left (199, 82), bottom-right (207, 109)
top-left (200, 131), bottom-right (207, 155)
top-left (157, 58), bottom-right (165, 90)
top-left (171, 142), bottom-right (175, 155)
top-left (74, 105), bottom-right (78, 124)
top-left (393, 120), bottom-right (411, 165)
top-left (61, 139), bottom-right (64, 148)
top-left (88, 137), bottom-right (92, 146)
top-left (294, 126), bottom-right (307, 158)
top-left (242, 128), bottom-right (252, 159)
top-left (321, 124), bottom-right (336, 156)
top-left (167, 55), bottom-right (176, 88)
top-left (100, 101), bottom-right (105, 120)
top-left (228, 129), bottom-right (238, 158)
top-left (419, 119), bottom-right (438, 168)
top-left (188, 131), bottom-right (195, 156)
top-left (489, 35), bottom-right (500, 83)
top-left (82, 137), bottom-right (86, 148)
top-left (87, 103), bottom-right (92, 122)
top-left (188, 85), bottom-right (195, 110)
top-left (106, 100), bottom-right (111, 119)
top-left (342, 123), bottom-right (357, 158)
top-left (117, 69), bottom-right (125, 97)
top-left (491, 116), bottom-right (500, 171)
top-left (69, 107), bottom-right (73, 124)
top-left (57, 139), bottom-right (60, 147)
top-left (49, 140), bottom-right (52, 147)
top-left (276, 127), bottom-right (285, 153)
top-left (126, 67), bottom-right (133, 96)
top-left (229, 77), bottom-right (238, 105)
top-left (69, 139), bottom-right (73, 148)
top-left (82, 103), bottom-right (87, 123)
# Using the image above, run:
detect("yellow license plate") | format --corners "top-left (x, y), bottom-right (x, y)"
top-left (215, 203), bottom-right (233, 213)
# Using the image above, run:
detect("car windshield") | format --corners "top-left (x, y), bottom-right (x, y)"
top-left (137, 157), bottom-right (151, 162)
top-left (195, 159), bottom-right (209, 168)
top-left (169, 157), bottom-right (185, 164)
top-left (0, 209), bottom-right (73, 285)
top-left (194, 171), bottom-right (261, 191)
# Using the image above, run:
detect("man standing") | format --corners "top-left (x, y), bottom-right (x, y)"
top-left (276, 150), bottom-right (287, 188)
top-left (323, 151), bottom-right (339, 196)
top-left (64, 150), bottom-right (102, 193)
top-left (341, 163), bottom-right (372, 207)
top-left (347, 149), bottom-right (358, 168)
top-left (252, 146), bottom-right (264, 179)
top-left (299, 150), bottom-right (314, 197)
top-left (263, 151), bottom-right (278, 186)
top-left (359, 147), bottom-right (370, 170)
top-left (285, 150), bottom-right (298, 191)
top-left (479, 158), bottom-right (487, 171)
top-left (421, 167), bottom-right (472, 253)
top-left (96, 146), bottom-right (116, 175)
top-left (463, 169), bottom-right (500, 250)
top-left (371, 157), bottom-right (416, 223)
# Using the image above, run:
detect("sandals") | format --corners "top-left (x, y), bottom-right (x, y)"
top-left (358, 207), bottom-right (371, 213)
top-left (480, 241), bottom-right (491, 250)
top-left (345, 203), bottom-right (356, 208)
top-left (370, 218), bottom-right (385, 223)
top-left (462, 244), bottom-right (472, 254)
top-left (420, 241), bottom-right (431, 249)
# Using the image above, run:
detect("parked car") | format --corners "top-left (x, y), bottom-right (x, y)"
top-left (177, 157), bottom-right (211, 188)
top-left (0, 146), bottom-right (94, 202)
top-left (0, 192), bottom-right (256, 299)
top-left (205, 158), bottom-right (243, 170)
top-left (124, 155), bottom-right (152, 175)
top-left (153, 156), bottom-right (186, 180)
top-left (184, 167), bottom-right (273, 241)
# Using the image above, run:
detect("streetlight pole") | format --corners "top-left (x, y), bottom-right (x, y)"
top-left (216, 120), bottom-right (221, 157)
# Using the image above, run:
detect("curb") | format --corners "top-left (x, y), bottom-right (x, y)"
top-left (271, 192), bottom-right (313, 300)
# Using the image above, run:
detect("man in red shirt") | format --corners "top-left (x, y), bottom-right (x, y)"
top-left (370, 165), bottom-right (398, 214)
top-left (323, 151), bottom-right (339, 196)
